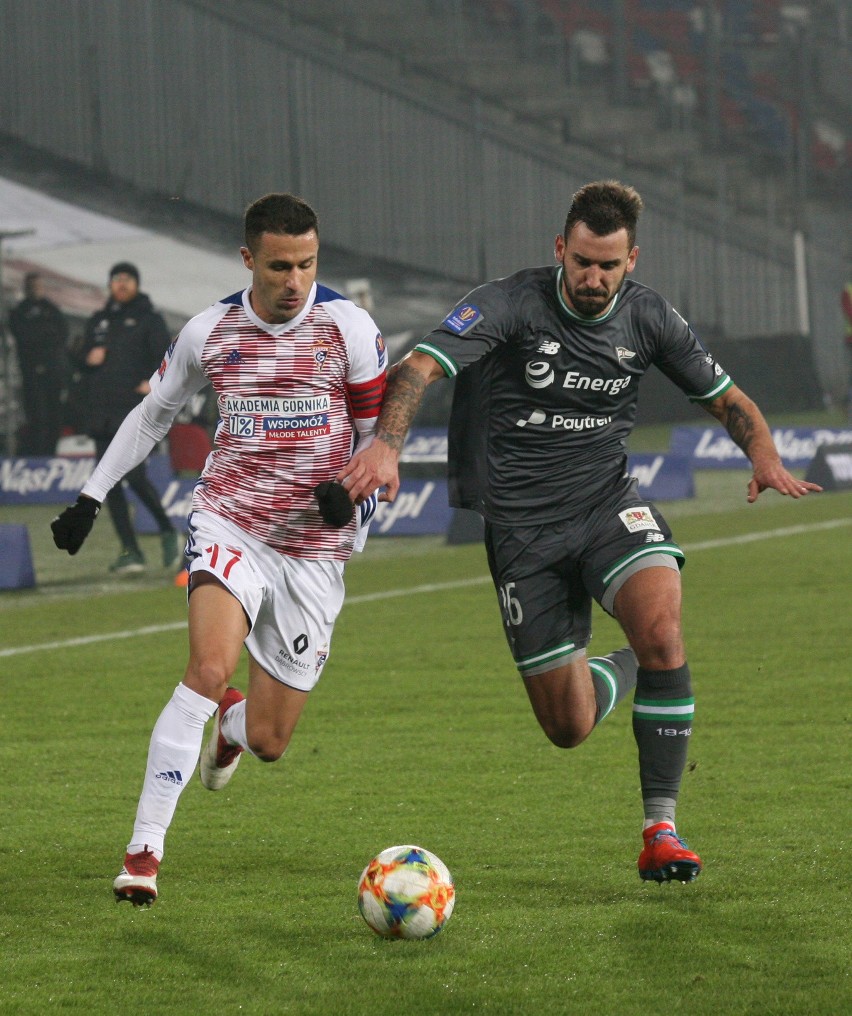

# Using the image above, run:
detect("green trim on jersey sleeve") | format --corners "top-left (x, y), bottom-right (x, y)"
top-left (601, 543), bottom-right (685, 588)
top-left (414, 341), bottom-right (459, 378)
top-left (689, 373), bottom-right (733, 403)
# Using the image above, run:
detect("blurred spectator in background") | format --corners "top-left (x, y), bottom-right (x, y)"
top-left (77, 262), bottom-right (180, 574)
top-left (843, 279), bottom-right (852, 421)
top-left (8, 271), bottom-right (69, 455)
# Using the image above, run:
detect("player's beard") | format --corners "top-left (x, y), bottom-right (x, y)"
top-left (565, 268), bottom-right (627, 318)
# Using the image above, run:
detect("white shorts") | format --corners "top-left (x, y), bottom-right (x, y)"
top-left (185, 510), bottom-right (345, 691)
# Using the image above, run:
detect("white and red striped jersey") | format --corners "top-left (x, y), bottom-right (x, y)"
top-left (85, 283), bottom-right (386, 561)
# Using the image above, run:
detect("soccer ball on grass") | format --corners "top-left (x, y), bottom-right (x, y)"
top-left (358, 844), bottom-right (455, 939)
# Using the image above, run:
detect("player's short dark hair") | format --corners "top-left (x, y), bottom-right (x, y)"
top-left (244, 193), bottom-right (319, 251)
top-left (563, 181), bottom-right (644, 249)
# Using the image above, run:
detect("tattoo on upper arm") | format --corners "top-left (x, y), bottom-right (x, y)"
top-left (722, 400), bottom-right (755, 453)
top-left (375, 363), bottom-right (428, 453)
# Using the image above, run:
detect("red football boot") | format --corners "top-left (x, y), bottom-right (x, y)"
top-left (114, 846), bottom-right (160, 905)
top-left (638, 822), bottom-right (702, 883)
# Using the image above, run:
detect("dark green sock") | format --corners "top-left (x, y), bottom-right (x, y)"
top-left (632, 664), bottom-right (694, 825)
top-left (589, 648), bottom-right (638, 725)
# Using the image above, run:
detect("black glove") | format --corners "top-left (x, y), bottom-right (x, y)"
top-left (51, 495), bottom-right (101, 555)
top-left (313, 481), bottom-right (354, 528)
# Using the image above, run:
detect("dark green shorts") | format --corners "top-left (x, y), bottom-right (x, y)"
top-left (484, 479), bottom-right (684, 677)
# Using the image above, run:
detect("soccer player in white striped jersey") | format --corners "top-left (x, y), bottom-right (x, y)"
top-left (52, 194), bottom-right (386, 905)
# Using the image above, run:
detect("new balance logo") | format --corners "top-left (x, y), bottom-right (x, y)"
top-left (155, 770), bottom-right (184, 785)
top-left (225, 349), bottom-right (243, 366)
top-left (537, 340), bottom-right (560, 355)
top-left (645, 532), bottom-right (666, 543)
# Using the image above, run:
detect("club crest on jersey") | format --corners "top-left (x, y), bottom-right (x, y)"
top-left (375, 332), bottom-right (386, 367)
top-left (618, 507), bottom-right (658, 533)
top-left (616, 346), bottom-right (636, 361)
top-left (312, 339), bottom-right (331, 370)
top-left (443, 303), bottom-right (483, 335)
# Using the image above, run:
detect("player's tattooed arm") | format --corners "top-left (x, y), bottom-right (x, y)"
top-left (703, 384), bottom-right (821, 502)
top-left (706, 393), bottom-right (757, 457)
top-left (338, 351), bottom-right (444, 503)
top-left (374, 360), bottom-right (431, 452)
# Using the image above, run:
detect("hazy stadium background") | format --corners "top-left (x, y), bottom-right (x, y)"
top-left (0, 0), bottom-right (850, 454)
top-left (1, 7), bottom-right (851, 1014)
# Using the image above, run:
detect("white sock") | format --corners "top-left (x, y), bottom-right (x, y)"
top-left (219, 698), bottom-right (256, 756)
top-left (127, 683), bottom-right (217, 857)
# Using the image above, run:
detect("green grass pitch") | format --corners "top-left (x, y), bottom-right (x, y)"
top-left (1, 482), bottom-right (849, 1015)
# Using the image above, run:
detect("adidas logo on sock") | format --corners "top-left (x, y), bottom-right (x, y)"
top-left (154, 770), bottom-right (184, 785)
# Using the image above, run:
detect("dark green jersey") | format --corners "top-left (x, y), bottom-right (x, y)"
top-left (415, 266), bottom-right (732, 523)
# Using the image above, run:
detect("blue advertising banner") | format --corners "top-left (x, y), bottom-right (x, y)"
top-left (670, 426), bottom-right (852, 469)
top-left (0, 445), bottom-right (693, 541)
top-left (371, 453), bottom-right (694, 538)
top-left (0, 456), bottom-right (96, 505)
top-left (400, 428), bottom-right (448, 464)
top-left (371, 478), bottom-right (450, 537)
top-left (628, 454), bottom-right (694, 500)
top-left (0, 454), bottom-right (197, 534)
top-left (128, 455), bottom-right (198, 534)
top-left (804, 442), bottom-right (852, 491)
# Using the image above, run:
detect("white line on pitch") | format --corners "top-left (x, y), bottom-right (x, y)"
top-left (2, 516), bottom-right (849, 659)
top-left (680, 517), bottom-right (850, 551)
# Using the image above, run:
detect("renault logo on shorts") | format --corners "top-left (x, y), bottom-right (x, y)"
top-left (525, 361), bottom-right (554, 388)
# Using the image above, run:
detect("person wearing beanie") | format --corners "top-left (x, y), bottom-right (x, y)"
top-left (109, 261), bottom-right (140, 285)
top-left (75, 262), bottom-right (180, 574)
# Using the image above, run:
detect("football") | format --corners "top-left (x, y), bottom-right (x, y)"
top-left (357, 844), bottom-right (455, 940)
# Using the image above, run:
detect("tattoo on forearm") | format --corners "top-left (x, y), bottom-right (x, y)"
top-left (722, 400), bottom-right (755, 454)
top-left (375, 363), bottom-right (428, 453)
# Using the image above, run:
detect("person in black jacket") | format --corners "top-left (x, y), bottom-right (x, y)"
top-left (79, 262), bottom-right (180, 573)
top-left (9, 272), bottom-right (69, 455)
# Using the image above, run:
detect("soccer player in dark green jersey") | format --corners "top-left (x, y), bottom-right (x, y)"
top-left (339, 180), bottom-right (821, 883)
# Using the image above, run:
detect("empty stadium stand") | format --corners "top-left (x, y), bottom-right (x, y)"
top-left (273, 0), bottom-right (850, 217)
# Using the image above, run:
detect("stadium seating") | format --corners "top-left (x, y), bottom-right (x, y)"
top-left (535, 1), bottom-right (846, 185)
top-left (280, 0), bottom-right (847, 204)
top-left (485, 0), bottom-right (846, 196)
